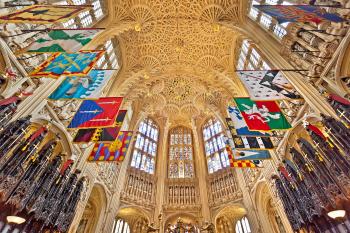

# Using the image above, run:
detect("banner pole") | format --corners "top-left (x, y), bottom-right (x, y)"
top-left (234, 69), bottom-right (309, 72)
top-left (1, 31), bottom-right (40, 37)
top-left (17, 54), bottom-right (42, 60)
top-left (290, 50), bottom-right (331, 59)
top-left (298, 28), bottom-right (344, 37)
top-left (310, 4), bottom-right (350, 9)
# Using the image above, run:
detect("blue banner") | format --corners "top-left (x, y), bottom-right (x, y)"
top-left (49, 70), bottom-right (114, 100)
top-left (234, 149), bottom-right (271, 161)
top-left (254, 5), bottom-right (345, 24)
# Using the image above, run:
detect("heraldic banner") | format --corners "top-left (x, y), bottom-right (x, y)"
top-left (236, 70), bottom-right (301, 100)
top-left (49, 69), bottom-right (114, 100)
top-left (234, 98), bottom-right (291, 131)
top-left (226, 144), bottom-right (263, 168)
top-left (73, 110), bottom-right (127, 142)
top-left (227, 105), bottom-right (270, 136)
top-left (30, 51), bottom-right (104, 78)
top-left (68, 97), bottom-right (123, 129)
top-left (253, 5), bottom-right (345, 24)
top-left (232, 149), bottom-right (271, 161)
top-left (88, 131), bottom-right (133, 162)
top-left (0, 5), bottom-right (91, 24)
top-left (230, 134), bottom-right (274, 150)
top-left (24, 29), bottom-right (103, 53)
top-left (226, 137), bottom-right (271, 160)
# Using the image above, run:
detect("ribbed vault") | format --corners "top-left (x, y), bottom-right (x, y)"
top-left (98, 0), bottom-right (248, 122)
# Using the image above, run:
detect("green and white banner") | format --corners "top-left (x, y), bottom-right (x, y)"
top-left (24, 28), bottom-right (102, 53)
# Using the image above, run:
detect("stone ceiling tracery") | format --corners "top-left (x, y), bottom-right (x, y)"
top-left (103, 0), bottom-right (248, 122)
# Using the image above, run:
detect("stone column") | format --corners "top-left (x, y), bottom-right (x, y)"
top-left (257, 155), bottom-right (294, 233)
top-left (191, 119), bottom-right (211, 222)
top-left (235, 168), bottom-right (262, 233)
top-left (97, 110), bottom-right (142, 233)
top-left (154, 119), bottom-right (169, 232)
top-left (68, 164), bottom-right (98, 233)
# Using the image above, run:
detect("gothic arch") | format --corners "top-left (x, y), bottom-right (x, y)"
top-left (214, 204), bottom-right (248, 233)
top-left (76, 183), bottom-right (108, 233)
top-left (278, 114), bottom-right (321, 159)
top-left (335, 33), bottom-right (350, 94)
top-left (253, 181), bottom-right (282, 233)
top-left (115, 206), bottom-right (150, 233)
top-left (164, 212), bottom-right (199, 229)
top-left (30, 117), bottom-right (75, 158)
top-left (201, 114), bottom-right (227, 134)
top-left (0, 40), bottom-right (12, 95)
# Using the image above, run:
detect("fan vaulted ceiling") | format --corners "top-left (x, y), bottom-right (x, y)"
top-left (101, 0), bottom-right (249, 123)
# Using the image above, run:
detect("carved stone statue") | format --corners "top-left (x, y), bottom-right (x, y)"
top-left (146, 223), bottom-right (159, 233)
top-left (200, 221), bottom-right (215, 233)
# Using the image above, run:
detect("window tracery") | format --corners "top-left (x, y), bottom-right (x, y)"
top-left (96, 39), bottom-right (120, 69)
top-left (236, 39), bottom-right (271, 70)
top-left (202, 118), bottom-right (230, 174)
top-left (130, 118), bottom-right (159, 174)
top-left (113, 219), bottom-right (130, 233)
top-left (249, 0), bottom-right (291, 39)
top-left (235, 217), bottom-right (252, 233)
top-left (60, 0), bottom-right (104, 28)
top-left (168, 126), bottom-right (194, 178)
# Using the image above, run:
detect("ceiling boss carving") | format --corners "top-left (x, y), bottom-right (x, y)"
top-left (105, 0), bottom-right (246, 122)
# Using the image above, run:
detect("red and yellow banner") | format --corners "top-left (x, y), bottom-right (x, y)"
top-left (88, 131), bottom-right (133, 162)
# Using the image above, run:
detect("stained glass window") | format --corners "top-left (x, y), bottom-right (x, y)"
top-left (203, 118), bottom-right (230, 174)
top-left (235, 217), bottom-right (252, 233)
top-left (168, 126), bottom-right (194, 178)
top-left (130, 118), bottom-right (159, 174)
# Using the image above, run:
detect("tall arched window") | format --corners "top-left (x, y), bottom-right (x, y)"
top-left (203, 118), bottom-right (230, 174)
top-left (235, 217), bottom-right (252, 233)
top-left (130, 118), bottom-right (159, 174)
top-left (113, 219), bottom-right (130, 233)
top-left (168, 126), bottom-right (194, 178)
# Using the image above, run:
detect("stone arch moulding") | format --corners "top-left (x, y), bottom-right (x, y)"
top-left (213, 203), bottom-right (248, 233)
top-left (279, 114), bottom-right (321, 158)
top-left (79, 182), bottom-right (109, 233)
top-left (253, 180), bottom-right (279, 233)
top-left (335, 31), bottom-right (350, 94)
top-left (164, 212), bottom-right (199, 227)
top-left (116, 205), bottom-right (152, 223)
top-left (201, 113), bottom-right (228, 133)
top-left (168, 124), bottom-right (194, 132)
top-left (30, 117), bottom-right (75, 158)
top-left (213, 203), bottom-right (247, 223)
